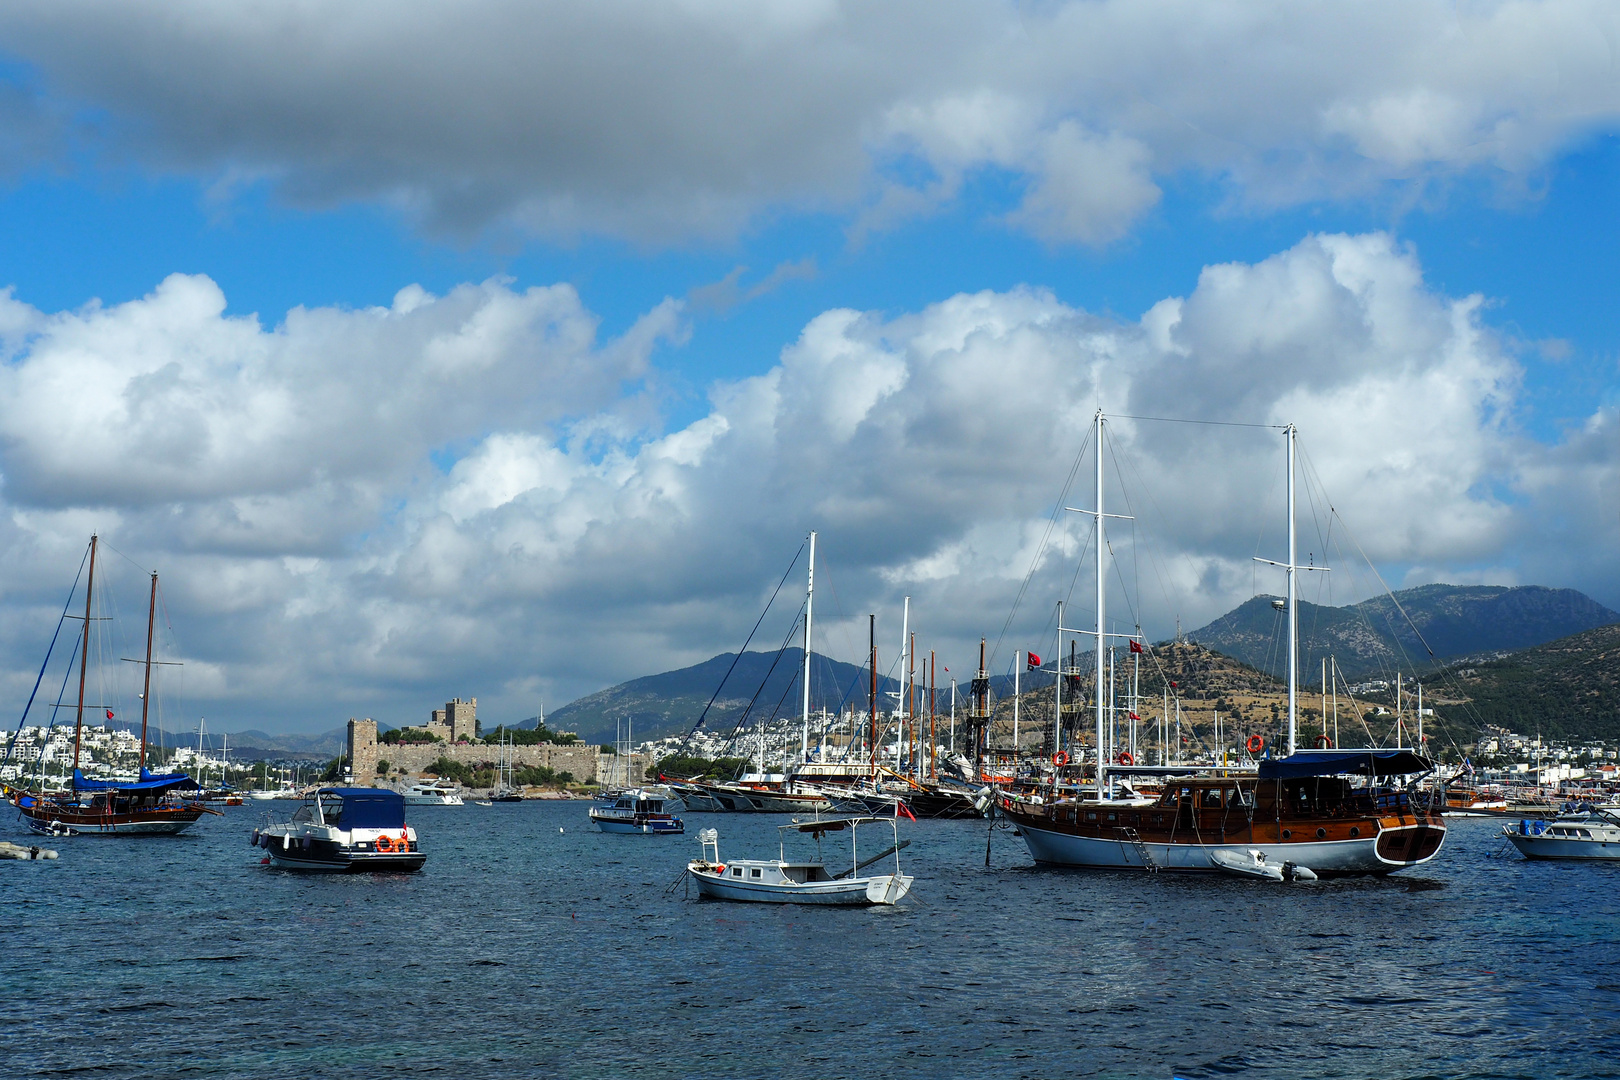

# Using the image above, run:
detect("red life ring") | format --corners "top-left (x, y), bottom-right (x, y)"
top-left (375, 834), bottom-right (396, 853)
top-left (1052, 751), bottom-right (1069, 767)
top-left (1246, 735), bottom-right (1264, 754)
top-left (1117, 751), bottom-right (1135, 766)
top-left (1315, 734), bottom-right (1334, 749)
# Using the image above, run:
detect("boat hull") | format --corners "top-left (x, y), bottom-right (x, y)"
top-left (1009, 811), bottom-right (1444, 877)
top-left (14, 799), bottom-right (207, 836)
top-left (591, 814), bottom-right (684, 834)
top-left (1504, 833), bottom-right (1620, 860)
top-left (265, 848), bottom-right (427, 872)
top-left (688, 868), bottom-right (911, 905)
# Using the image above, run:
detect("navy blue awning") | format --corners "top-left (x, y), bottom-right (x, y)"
top-left (1257, 750), bottom-right (1434, 780)
top-left (72, 768), bottom-right (203, 793)
top-left (318, 787), bottom-right (407, 829)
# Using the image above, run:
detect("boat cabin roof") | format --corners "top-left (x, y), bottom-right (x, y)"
top-left (1257, 749), bottom-right (1434, 779)
top-left (312, 787), bottom-right (408, 829)
top-left (781, 816), bottom-right (886, 835)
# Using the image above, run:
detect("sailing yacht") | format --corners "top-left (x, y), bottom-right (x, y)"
top-left (998, 416), bottom-right (1447, 877)
top-left (3, 537), bottom-right (216, 836)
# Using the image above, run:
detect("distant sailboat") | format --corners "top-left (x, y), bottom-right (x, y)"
top-left (3, 536), bottom-right (216, 836)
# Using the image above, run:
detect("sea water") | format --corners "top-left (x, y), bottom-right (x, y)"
top-left (2, 804), bottom-right (1617, 1079)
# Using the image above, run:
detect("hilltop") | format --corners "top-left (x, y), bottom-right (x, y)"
top-left (547, 648), bottom-right (903, 748)
top-left (1190, 584), bottom-right (1618, 683)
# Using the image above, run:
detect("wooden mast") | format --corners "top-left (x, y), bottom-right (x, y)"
top-left (72, 534), bottom-right (98, 773)
top-left (868, 615), bottom-right (877, 770)
top-left (907, 632), bottom-right (915, 774)
top-left (140, 571), bottom-right (157, 770)
top-left (928, 652), bottom-right (936, 780)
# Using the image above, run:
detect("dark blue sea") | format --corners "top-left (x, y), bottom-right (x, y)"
top-left (3, 803), bottom-right (1617, 1079)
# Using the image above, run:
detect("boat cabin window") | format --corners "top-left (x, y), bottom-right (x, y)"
top-left (732, 867), bottom-right (743, 877)
top-left (1202, 789), bottom-right (1223, 808)
top-left (750, 868), bottom-right (762, 878)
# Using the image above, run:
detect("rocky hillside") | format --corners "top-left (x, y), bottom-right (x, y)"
top-left (1190, 584), bottom-right (1618, 683)
top-left (1435, 623), bottom-right (1620, 741)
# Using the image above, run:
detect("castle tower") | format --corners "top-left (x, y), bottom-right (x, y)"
top-left (347, 718), bottom-right (379, 783)
top-left (446, 697), bottom-right (477, 743)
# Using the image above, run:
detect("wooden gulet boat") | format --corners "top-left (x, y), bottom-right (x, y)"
top-left (1000, 416), bottom-right (1447, 877)
top-left (4, 537), bottom-right (216, 837)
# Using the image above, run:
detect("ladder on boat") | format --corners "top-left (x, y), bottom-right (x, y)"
top-left (1114, 826), bottom-right (1158, 872)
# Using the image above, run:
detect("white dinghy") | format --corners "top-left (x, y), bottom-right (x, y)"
top-left (1207, 846), bottom-right (1318, 881)
top-left (686, 817), bottom-right (912, 906)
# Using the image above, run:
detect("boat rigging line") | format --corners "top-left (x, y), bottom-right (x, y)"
top-left (676, 538), bottom-right (805, 752)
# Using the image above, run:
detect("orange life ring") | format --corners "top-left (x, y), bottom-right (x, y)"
top-left (1315, 734), bottom-right (1334, 749)
top-left (1052, 751), bottom-right (1069, 767)
top-left (1247, 735), bottom-right (1264, 754)
top-left (1117, 751), bottom-right (1135, 765)
top-left (375, 835), bottom-right (397, 854)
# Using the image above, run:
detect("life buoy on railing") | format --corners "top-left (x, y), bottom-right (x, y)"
top-left (375, 834), bottom-right (397, 854)
top-left (1052, 751), bottom-right (1069, 767)
top-left (1315, 734), bottom-right (1334, 749)
top-left (1247, 735), bottom-right (1264, 754)
top-left (1117, 751), bottom-right (1135, 766)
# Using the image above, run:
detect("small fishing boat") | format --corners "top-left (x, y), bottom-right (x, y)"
top-left (589, 788), bottom-right (684, 834)
top-left (1504, 804), bottom-right (1620, 859)
top-left (402, 779), bottom-right (464, 806)
top-left (252, 787), bottom-right (425, 872)
top-left (686, 817), bottom-right (912, 905)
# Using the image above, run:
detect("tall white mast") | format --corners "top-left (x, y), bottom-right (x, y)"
top-left (1096, 409), bottom-right (1107, 795)
top-left (1053, 601), bottom-right (1063, 760)
top-left (802, 531), bottom-right (816, 731)
top-left (1287, 422), bottom-right (1298, 756)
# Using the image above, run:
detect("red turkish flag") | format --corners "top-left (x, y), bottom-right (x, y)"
top-left (1129, 640), bottom-right (1144, 654)
top-left (105, 709), bottom-right (114, 720)
top-left (1027, 652), bottom-right (1042, 669)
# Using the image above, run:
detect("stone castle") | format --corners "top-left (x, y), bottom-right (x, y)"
top-left (344, 697), bottom-right (644, 788)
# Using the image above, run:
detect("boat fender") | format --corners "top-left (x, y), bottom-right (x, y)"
top-left (251, 829), bottom-right (259, 846)
top-left (1247, 735), bottom-right (1264, 754)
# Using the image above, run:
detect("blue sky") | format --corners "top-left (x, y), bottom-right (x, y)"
top-left (0, 2), bottom-right (1616, 734)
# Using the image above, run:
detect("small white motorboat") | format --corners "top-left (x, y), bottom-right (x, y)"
top-left (251, 787), bottom-right (425, 873)
top-left (1207, 847), bottom-right (1318, 881)
top-left (401, 779), bottom-right (465, 806)
top-left (686, 817), bottom-right (912, 905)
top-left (1504, 805), bottom-right (1620, 859)
top-left (590, 789), bottom-right (684, 834)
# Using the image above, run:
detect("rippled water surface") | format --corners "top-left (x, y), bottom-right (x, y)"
top-left (4, 804), bottom-right (1618, 1079)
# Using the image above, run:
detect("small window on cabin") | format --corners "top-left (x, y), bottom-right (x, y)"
top-left (751, 868), bottom-right (762, 878)
top-left (1106, 813), bottom-right (1117, 822)
top-left (732, 867), bottom-right (742, 877)
top-left (1203, 790), bottom-right (1223, 808)
top-left (1085, 812), bottom-right (1098, 821)
top-left (1235, 789), bottom-right (1254, 808)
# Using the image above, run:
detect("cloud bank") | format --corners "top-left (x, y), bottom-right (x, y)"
top-left (2, 1), bottom-right (1617, 244)
top-left (0, 232), bottom-right (1610, 732)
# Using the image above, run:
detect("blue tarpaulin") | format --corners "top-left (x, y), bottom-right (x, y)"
top-left (319, 787), bottom-right (407, 829)
top-left (1257, 750), bottom-right (1433, 780)
top-left (72, 768), bottom-right (202, 793)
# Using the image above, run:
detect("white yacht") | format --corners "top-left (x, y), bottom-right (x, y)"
top-left (686, 817), bottom-right (912, 905)
top-left (589, 789), bottom-right (684, 834)
top-left (1504, 804), bottom-right (1620, 859)
top-left (401, 779), bottom-right (465, 806)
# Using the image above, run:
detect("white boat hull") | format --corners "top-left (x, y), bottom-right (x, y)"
top-left (1016, 819), bottom-right (1435, 875)
top-left (689, 867), bottom-right (912, 905)
top-left (1504, 833), bottom-right (1620, 859)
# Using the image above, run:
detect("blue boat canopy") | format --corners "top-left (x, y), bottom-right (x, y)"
top-left (317, 787), bottom-right (407, 829)
top-left (1258, 750), bottom-right (1434, 780)
top-left (72, 768), bottom-right (202, 793)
